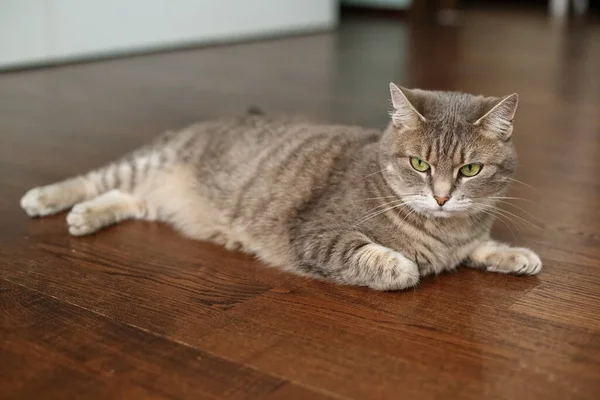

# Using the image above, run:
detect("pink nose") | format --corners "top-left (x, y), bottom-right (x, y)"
top-left (434, 196), bottom-right (450, 207)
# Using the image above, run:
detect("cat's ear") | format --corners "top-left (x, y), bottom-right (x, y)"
top-left (474, 93), bottom-right (519, 140)
top-left (389, 83), bottom-right (426, 129)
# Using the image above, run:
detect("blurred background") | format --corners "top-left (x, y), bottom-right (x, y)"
top-left (0, 0), bottom-right (598, 155)
top-left (1, 1), bottom-right (598, 125)
top-left (1, 1), bottom-right (598, 71)
top-left (2, 0), bottom-right (598, 128)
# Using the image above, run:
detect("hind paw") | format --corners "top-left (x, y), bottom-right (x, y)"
top-left (66, 204), bottom-right (101, 236)
top-left (21, 186), bottom-right (65, 217)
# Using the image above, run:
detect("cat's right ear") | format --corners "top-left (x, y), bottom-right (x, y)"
top-left (473, 93), bottom-right (518, 140)
top-left (389, 83), bottom-right (426, 129)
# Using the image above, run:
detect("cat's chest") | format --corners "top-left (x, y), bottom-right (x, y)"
top-left (386, 219), bottom-right (483, 276)
top-left (414, 240), bottom-right (479, 276)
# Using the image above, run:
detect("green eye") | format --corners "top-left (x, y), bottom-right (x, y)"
top-left (410, 157), bottom-right (430, 172)
top-left (459, 163), bottom-right (482, 177)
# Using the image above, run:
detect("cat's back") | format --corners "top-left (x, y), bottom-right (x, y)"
top-left (197, 115), bottom-right (372, 164)
top-left (193, 115), bottom-right (380, 191)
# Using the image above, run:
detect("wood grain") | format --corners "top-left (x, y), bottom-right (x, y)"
top-left (0, 280), bottom-right (291, 400)
top-left (1, 6), bottom-right (600, 400)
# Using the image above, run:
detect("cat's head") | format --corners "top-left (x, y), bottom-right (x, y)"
top-left (379, 83), bottom-right (518, 218)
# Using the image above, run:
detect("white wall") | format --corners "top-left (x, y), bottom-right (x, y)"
top-left (0, 0), bottom-right (338, 69)
top-left (341, 0), bottom-right (411, 9)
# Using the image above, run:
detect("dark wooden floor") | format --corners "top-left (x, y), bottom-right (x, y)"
top-left (2, 8), bottom-right (600, 400)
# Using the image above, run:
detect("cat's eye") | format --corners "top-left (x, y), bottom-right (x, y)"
top-left (459, 163), bottom-right (482, 177)
top-left (410, 157), bottom-right (430, 172)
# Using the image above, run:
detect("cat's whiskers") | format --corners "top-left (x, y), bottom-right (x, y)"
top-left (353, 200), bottom-right (404, 224)
top-left (315, 196), bottom-right (421, 233)
top-left (487, 196), bottom-right (535, 203)
top-left (355, 196), bottom-right (398, 202)
top-left (357, 194), bottom-right (420, 215)
top-left (503, 177), bottom-right (542, 195)
top-left (487, 196), bottom-right (550, 214)
top-left (353, 200), bottom-right (420, 227)
top-left (485, 204), bottom-right (540, 231)
top-left (469, 209), bottom-right (517, 239)
top-left (471, 203), bottom-right (524, 231)
top-left (357, 200), bottom-right (409, 221)
top-left (506, 177), bottom-right (536, 189)
top-left (361, 199), bottom-right (405, 213)
top-left (355, 193), bottom-right (419, 202)
top-left (358, 168), bottom-right (389, 182)
top-left (468, 204), bottom-right (517, 238)
top-left (490, 199), bottom-right (538, 221)
top-left (471, 202), bottom-right (538, 235)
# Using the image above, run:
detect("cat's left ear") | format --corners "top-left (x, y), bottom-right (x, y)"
top-left (474, 93), bottom-right (519, 140)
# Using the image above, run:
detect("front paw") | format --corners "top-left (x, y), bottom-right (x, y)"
top-left (356, 244), bottom-right (420, 291)
top-left (484, 247), bottom-right (542, 275)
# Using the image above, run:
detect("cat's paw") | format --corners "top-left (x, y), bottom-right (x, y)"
top-left (21, 185), bottom-right (65, 217)
top-left (483, 247), bottom-right (542, 275)
top-left (67, 203), bottom-right (104, 236)
top-left (468, 240), bottom-right (542, 276)
top-left (359, 244), bottom-right (420, 291)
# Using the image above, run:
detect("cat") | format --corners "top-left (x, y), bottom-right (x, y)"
top-left (20, 83), bottom-right (542, 291)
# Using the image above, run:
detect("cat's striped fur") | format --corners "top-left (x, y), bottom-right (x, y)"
top-left (20, 84), bottom-right (541, 290)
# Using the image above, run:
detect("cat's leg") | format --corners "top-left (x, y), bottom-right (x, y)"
top-left (299, 232), bottom-right (420, 291)
top-left (21, 149), bottom-right (165, 217)
top-left (467, 240), bottom-right (542, 275)
top-left (344, 242), bottom-right (420, 291)
top-left (21, 161), bottom-right (135, 217)
top-left (66, 190), bottom-right (146, 236)
top-left (21, 176), bottom-right (97, 217)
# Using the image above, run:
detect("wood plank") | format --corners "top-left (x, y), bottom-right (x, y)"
top-left (0, 279), bottom-right (289, 400)
top-left (510, 282), bottom-right (600, 331)
top-left (193, 285), bottom-right (600, 399)
top-left (0, 220), bottom-right (276, 338)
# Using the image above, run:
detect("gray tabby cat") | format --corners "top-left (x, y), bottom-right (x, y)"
top-left (21, 84), bottom-right (541, 291)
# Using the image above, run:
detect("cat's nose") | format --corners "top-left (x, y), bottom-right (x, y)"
top-left (434, 196), bottom-right (450, 207)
